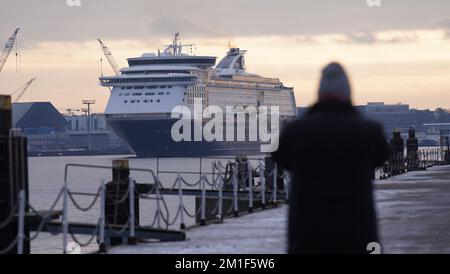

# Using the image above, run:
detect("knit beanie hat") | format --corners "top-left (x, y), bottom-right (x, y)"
top-left (318, 62), bottom-right (352, 102)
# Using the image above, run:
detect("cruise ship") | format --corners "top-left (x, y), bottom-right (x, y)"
top-left (100, 34), bottom-right (297, 157)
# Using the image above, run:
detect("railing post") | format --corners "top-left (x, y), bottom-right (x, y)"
top-left (199, 157), bottom-right (203, 183)
top-left (98, 180), bottom-right (106, 253)
top-left (284, 172), bottom-right (290, 203)
top-left (17, 190), bottom-right (25, 255)
top-left (233, 164), bottom-right (239, 217)
top-left (259, 160), bottom-right (266, 209)
top-left (200, 176), bottom-right (206, 225)
top-left (248, 163), bottom-right (253, 213)
top-left (128, 177), bottom-right (136, 245)
top-left (272, 162), bottom-right (278, 205)
top-left (156, 158), bottom-right (160, 177)
top-left (156, 179), bottom-right (161, 229)
top-left (62, 179), bottom-right (69, 254)
top-left (177, 175), bottom-right (186, 230)
top-left (218, 170), bottom-right (223, 222)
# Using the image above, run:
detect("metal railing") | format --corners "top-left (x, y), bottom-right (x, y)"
top-left (0, 158), bottom-right (290, 254)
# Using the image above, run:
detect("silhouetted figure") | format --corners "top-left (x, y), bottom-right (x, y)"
top-left (273, 63), bottom-right (389, 254)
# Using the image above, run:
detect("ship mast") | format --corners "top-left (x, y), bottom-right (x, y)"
top-left (163, 33), bottom-right (195, 56)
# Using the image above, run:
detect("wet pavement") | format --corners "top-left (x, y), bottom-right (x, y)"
top-left (375, 165), bottom-right (450, 254)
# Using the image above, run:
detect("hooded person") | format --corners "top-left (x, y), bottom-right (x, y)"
top-left (273, 62), bottom-right (390, 254)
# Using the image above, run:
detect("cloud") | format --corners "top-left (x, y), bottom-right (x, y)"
top-left (344, 31), bottom-right (377, 44)
top-left (3, 0), bottom-right (450, 46)
top-left (147, 18), bottom-right (226, 38)
top-left (331, 31), bottom-right (419, 45)
top-left (429, 18), bottom-right (450, 39)
top-left (430, 18), bottom-right (450, 29)
top-left (294, 36), bottom-right (318, 44)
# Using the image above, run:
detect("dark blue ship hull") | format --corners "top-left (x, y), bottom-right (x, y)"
top-left (106, 116), bottom-right (262, 157)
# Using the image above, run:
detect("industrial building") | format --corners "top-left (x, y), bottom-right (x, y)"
top-left (298, 102), bottom-right (450, 146)
top-left (12, 102), bottom-right (67, 134)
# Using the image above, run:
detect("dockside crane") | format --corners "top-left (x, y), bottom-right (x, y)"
top-left (0, 28), bottom-right (19, 73)
top-left (97, 38), bottom-right (120, 76)
top-left (10, 77), bottom-right (36, 102)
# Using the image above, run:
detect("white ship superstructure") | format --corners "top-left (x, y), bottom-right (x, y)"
top-left (100, 34), bottom-right (297, 157)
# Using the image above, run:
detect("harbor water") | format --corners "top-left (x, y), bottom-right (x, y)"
top-left (28, 154), bottom-right (264, 254)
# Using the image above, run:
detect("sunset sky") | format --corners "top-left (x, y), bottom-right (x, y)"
top-left (1, 0), bottom-right (450, 113)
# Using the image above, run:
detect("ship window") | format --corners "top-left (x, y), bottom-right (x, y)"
top-left (131, 100), bottom-right (135, 103)
top-left (168, 85), bottom-right (172, 88)
top-left (145, 92), bottom-right (155, 96)
top-left (137, 100), bottom-right (140, 103)
top-left (160, 86), bottom-right (167, 89)
top-left (144, 100), bottom-right (148, 103)
top-left (166, 92), bottom-right (170, 95)
top-left (124, 93), bottom-right (130, 96)
top-left (148, 86), bottom-right (157, 89)
top-left (126, 87), bottom-right (132, 89)
top-left (121, 87), bottom-right (125, 90)
top-left (157, 99), bottom-right (160, 103)
top-left (119, 93), bottom-right (123, 96)
top-left (132, 93), bottom-right (142, 96)
top-left (124, 100), bottom-right (127, 103)
top-left (157, 92), bottom-right (164, 95)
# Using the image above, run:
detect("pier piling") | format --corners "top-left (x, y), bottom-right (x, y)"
top-left (0, 95), bottom-right (30, 254)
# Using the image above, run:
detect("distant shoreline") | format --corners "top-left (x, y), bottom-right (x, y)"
top-left (28, 150), bottom-right (133, 158)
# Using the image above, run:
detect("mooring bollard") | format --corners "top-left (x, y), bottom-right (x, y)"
top-left (106, 159), bottom-right (139, 246)
top-left (389, 130), bottom-right (405, 176)
top-left (406, 128), bottom-right (419, 171)
top-left (236, 155), bottom-right (249, 189)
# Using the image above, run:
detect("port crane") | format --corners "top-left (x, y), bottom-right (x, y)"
top-left (0, 28), bottom-right (19, 73)
top-left (10, 77), bottom-right (36, 102)
top-left (97, 38), bottom-right (120, 76)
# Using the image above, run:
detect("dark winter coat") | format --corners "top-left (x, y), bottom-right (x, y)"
top-left (273, 101), bottom-right (390, 254)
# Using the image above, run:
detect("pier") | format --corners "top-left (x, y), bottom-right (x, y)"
top-left (1, 95), bottom-right (450, 254)
top-left (106, 165), bottom-right (450, 254)
top-left (1, 127), bottom-right (290, 254)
